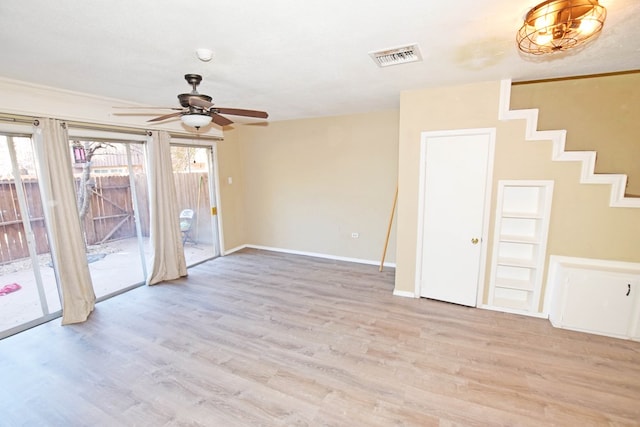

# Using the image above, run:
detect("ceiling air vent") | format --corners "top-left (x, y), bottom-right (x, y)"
top-left (369, 44), bottom-right (422, 67)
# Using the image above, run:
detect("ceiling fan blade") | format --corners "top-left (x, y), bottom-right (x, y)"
top-left (211, 113), bottom-right (234, 126)
top-left (147, 112), bottom-right (183, 122)
top-left (188, 97), bottom-right (214, 109)
top-left (113, 106), bottom-right (183, 110)
top-left (215, 108), bottom-right (268, 119)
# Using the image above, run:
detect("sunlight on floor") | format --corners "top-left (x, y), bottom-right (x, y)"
top-left (0, 237), bottom-right (215, 333)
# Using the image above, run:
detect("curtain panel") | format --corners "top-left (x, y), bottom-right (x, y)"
top-left (146, 130), bottom-right (187, 285)
top-left (33, 118), bottom-right (95, 325)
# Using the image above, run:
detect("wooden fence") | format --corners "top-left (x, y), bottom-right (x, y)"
top-left (0, 179), bottom-right (49, 263)
top-left (0, 173), bottom-right (210, 265)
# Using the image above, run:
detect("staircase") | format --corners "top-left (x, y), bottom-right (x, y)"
top-left (498, 79), bottom-right (640, 209)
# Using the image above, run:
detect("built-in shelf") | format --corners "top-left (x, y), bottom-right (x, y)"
top-left (487, 180), bottom-right (553, 315)
top-left (496, 257), bottom-right (537, 269)
top-left (494, 277), bottom-right (535, 291)
top-left (501, 212), bottom-right (544, 219)
top-left (498, 234), bottom-right (540, 244)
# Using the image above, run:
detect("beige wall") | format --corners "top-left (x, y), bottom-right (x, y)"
top-left (511, 72), bottom-right (640, 195)
top-left (228, 111), bottom-right (399, 263)
top-left (216, 128), bottom-right (247, 251)
top-left (395, 81), bottom-right (640, 310)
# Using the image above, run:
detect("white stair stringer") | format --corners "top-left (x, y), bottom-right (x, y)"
top-left (498, 79), bottom-right (639, 208)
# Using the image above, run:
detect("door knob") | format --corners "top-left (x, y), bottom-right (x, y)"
top-left (471, 238), bottom-right (479, 245)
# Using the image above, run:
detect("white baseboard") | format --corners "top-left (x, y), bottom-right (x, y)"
top-left (243, 244), bottom-right (396, 268)
top-left (479, 304), bottom-right (548, 319)
top-left (392, 289), bottom-right (416, 298)
top-left (223, 244), bottom-right (248, 255)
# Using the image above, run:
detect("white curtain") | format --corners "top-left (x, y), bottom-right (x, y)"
top-left (146, 130), bottom-right (187, 285)
top-left (33, 118), bottom-right (95, 325)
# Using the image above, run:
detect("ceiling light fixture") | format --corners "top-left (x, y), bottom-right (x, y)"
top-left (517, 0), bottom-right (607, 55)
top-left (181, 114), bottom-right (212, 129)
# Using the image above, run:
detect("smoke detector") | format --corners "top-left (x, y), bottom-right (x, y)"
top-left (369, 44), bottom-right (422, 67)
top-left (196, 48), bottom-right (213, 62)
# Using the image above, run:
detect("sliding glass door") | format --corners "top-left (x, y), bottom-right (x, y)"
top-left (0, 134), bottom-right (61, 338)
top-left (170, 144), bottom-right (220, 265)
top-left (69, 139), bottom-right (149, 299)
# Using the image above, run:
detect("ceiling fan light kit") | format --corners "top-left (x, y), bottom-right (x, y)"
top-left (118, 74), bottom-right (268, 130)
top-left (181, 114), bottom-right (212, 128)
top-left (517, 0), bottom-right (607, 55)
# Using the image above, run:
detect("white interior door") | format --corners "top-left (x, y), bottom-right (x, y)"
top-left (418, 130), bottom-right (493, 306)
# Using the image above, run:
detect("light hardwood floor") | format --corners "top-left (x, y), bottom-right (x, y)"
top-left (1, 248), bottom-right (639, 426)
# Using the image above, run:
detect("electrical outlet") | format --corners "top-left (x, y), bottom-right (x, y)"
top-left (351, 232), bottom-right (359, 239)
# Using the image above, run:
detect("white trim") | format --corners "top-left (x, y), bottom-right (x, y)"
top-left (209, 143), bottom-right (224, 257)
top-left (479, 304), bottom-right (549, 319)
top-left (393, 289), bottom-right (417, 298)
top-left (414, 128), bottom-right (496, 306)
top-left (548, 255), bottom-right (640, 274)
top-left (498, 79), bottom-right (639, 208)
top-left (0, 122), bottom-right (34, 135)
top-left (223, 244), bottom-right (248, 255)
top-left (413, 139), bottom-right (427, 296)
top-left (67, 128), bottom-right (146, 142)
top-left (0, 75), bottom-right (163, 106)
top-left (245, 244), bottom-right (396, 267)
top-left (414, 136), bottom-right (428, 297)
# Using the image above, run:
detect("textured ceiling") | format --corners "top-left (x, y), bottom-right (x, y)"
top-left (1, 0), bottom-right (639, 126)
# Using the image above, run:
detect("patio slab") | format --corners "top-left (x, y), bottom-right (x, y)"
top-left (0, 237), bottom-right (215, 335)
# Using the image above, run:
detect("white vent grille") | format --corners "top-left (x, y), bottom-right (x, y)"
top-left (369, 44), bottom-right (422, 67)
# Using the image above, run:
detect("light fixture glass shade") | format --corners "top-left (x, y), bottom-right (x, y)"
top-left (181, 114), bottom-right (212, 128)
top-left (517, 0), bottom-right (607, 55)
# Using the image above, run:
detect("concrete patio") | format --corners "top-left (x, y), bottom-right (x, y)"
top-left (0, 237), bottom-right (216, 335)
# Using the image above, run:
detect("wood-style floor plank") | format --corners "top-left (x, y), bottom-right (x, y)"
top-left (1, 248), bottom-right (639, 426)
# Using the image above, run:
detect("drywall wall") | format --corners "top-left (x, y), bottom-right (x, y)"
top-left (511, 72), bottom-right (640, 195)
top-left (395, 80), bottom-right (640, 310)
top-left (216, 128), bottom-right (247, 252)
top-left (234, 111), bottom-right (399, 263)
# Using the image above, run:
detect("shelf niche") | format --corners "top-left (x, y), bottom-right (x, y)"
top-left (487, 180), bottom-right (554, 316)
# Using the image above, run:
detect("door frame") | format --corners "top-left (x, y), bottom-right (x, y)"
top-left (208, 143), bottom-right (223, 257)
top-left (414, 128), bottom-right (496, 306)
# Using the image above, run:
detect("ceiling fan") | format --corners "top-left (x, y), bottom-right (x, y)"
top-left (123, 74), bottom-right (268, 129)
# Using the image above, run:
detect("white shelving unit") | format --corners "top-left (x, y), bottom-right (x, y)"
top-left (487, 180), bottom-right (554, 316)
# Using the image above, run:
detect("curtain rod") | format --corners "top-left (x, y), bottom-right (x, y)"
top-left (0, 113), bottom-right (224, 142)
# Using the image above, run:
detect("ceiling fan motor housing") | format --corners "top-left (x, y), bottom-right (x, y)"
top-left (178, 93), bottom-right (212, 109)
top-left (130, 73), bottom-right (267, 126)
top-left (179, 74), bottom-right (212, 111)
